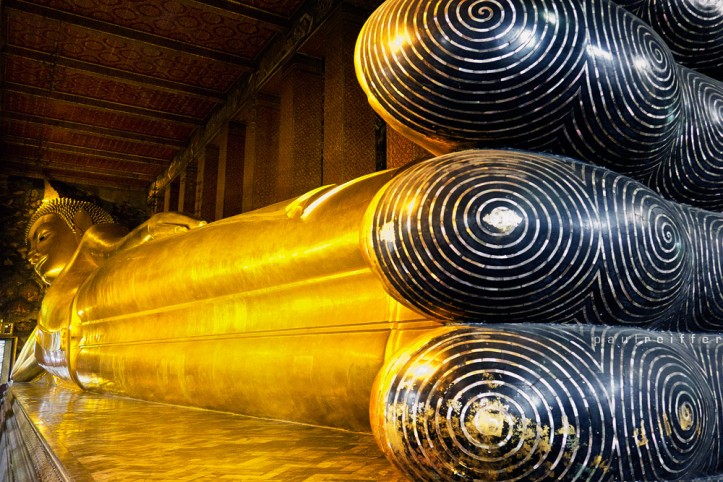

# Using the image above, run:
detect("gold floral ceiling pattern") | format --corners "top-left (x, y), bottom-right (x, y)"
top-left (0, 0), bottom-right (341, 192)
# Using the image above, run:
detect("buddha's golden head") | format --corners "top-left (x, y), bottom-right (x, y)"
top-left (26, 198), bottom-right (114, 285)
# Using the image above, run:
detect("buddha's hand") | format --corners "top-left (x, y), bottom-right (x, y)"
top-left (145, 212), bottom-right (207, 241)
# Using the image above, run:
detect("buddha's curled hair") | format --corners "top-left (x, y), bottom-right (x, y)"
top-left (26, 198), bottom-right (115, 238)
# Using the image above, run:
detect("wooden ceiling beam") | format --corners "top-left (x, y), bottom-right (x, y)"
top-left (2, 138), bottom-right (169, 169)
top-left (5, 82), bottom-right (205, 126)
top-left (2, 158), bottom-right (156, 183)
top-left (6, 0), bottom-right (258, 66)
top-left (194, 0), bottom-right (291, 29)
top-left (4, 111), bottom-right (189, 148)
top-left (6, 46), bottom-right (227, 100)
top-left (1, 163), bottom-right (153, 191)
top-left (2, 158), bottom-right (157, 182)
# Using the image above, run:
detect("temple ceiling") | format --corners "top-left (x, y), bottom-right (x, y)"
top-left (0, 0), bottom-right (378, 194)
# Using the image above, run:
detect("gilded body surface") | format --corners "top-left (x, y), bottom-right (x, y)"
top-left (22, 171), bottom-right (440, 432)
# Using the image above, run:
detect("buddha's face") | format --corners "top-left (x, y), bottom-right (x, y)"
top-left (27, 213), bottom-right (81, 285)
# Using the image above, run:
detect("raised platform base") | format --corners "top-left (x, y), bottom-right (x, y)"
top-left (0, 383), bottom-right (405, 481)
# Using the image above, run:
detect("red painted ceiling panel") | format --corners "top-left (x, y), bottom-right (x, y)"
top-left (4, 56), bottom-right (217, 118)
top-left (4, 91), bottom-right (195, 141)
top-left (7, 10), bottom-right (248, 91)
top-left (29, 0), bottom-right (279, 58)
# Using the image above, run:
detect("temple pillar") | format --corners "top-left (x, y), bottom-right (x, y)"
top-left (195, 144), bottom-right (219, 221)
top-left (247, 96), bottom-right (281, 211)
top-left (163, 178), bottom-right (180, 213)
top-left (278, 56), bottom-right (324, 200)
top-left (216, 122), bottom-right (246, 218)
top-left (214, 129), bottom-right (228, 220)
top-left (178, 160), bottom-right (197, 215)
top-left (385, 126), bottom-right (433, 169)
top-left (322, 9), bottom-right (377, 184)
top-left (152, 194), bottom-right (165, 214)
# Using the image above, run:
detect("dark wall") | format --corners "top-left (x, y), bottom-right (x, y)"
top-left (0, 175), bottom-right (149, 356)
top-left (0, 177), bottom-right (45, 353)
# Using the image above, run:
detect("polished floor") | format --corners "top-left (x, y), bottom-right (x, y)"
top-left (9, 383), bottom-right (407, 481)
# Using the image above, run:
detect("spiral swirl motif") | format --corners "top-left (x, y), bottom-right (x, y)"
top-left (355, 0), bottom-right (723, 209)
top-left (367, 149), bottom-right (600, 322)
top-left (604, 327), bottom-right (716, 480)
top-left (372, 325), bottom-right (718, 481)
top-left (587, 163), bottom-right (691, 325)
top-left (563, 0), bottom-right (680, 174)
top-left (615, 0), bottom-right (723, 80)
top-left (649, 69), bottom-right (723, 210)
top-left (668, 205), bottom-right (723, 332)
top-left (355, 0), bottom-right (588, 150)
top-left (371, 326), bottom-right (614, 481)
top-left (687, 335), bottom-right (723, 474)
top-left (365, 149), bottom-right (691, 326)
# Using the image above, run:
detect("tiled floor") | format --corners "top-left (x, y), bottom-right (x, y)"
top-left (9, 383), bottom-right (407, 481)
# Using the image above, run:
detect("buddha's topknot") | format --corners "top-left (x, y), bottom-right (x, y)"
top-left (26, 198), bottom-right (114, 240)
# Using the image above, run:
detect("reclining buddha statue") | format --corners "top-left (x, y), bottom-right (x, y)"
top-left (16, 148), bottom-right (723, 481)
top-left (13, 0), bottom-right (723, 480)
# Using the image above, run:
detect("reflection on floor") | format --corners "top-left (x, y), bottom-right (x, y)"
top-left (6, 383), bottom-right (407, 481)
